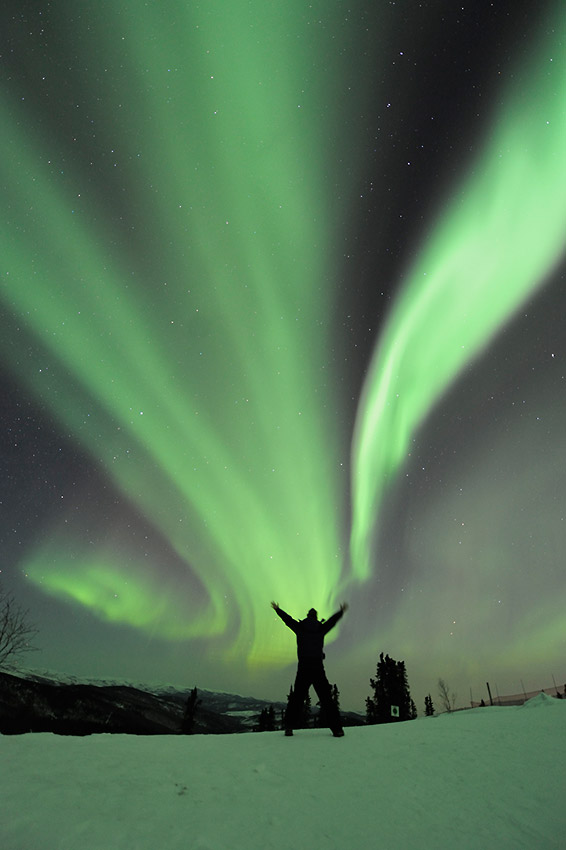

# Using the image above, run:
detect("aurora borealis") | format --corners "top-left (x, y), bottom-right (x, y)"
top-left (350, 9), bottom-right (566, 583)
top-left (1, 1), bottom-right (565, 709)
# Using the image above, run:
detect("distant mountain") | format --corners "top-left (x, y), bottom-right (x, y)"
top-left (0, 668), bottom-right (366, 735)
top-left (0, 669), bottom-right (291, 736)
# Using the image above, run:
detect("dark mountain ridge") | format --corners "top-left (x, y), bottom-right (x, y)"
top-left (0, 669), bottom-right (285, 735)
top-left (0, 668), bottom-right (365, 735)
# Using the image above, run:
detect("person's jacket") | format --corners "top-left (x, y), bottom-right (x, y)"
top-left (275, 607), bottom-right (344, 661)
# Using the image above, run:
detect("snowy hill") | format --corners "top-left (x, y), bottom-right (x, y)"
top-left (2, 695), bottom-right (565, 849)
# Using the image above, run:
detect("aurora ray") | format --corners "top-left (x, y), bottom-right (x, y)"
top-left (1, 0), bottom-right (377, 667)
top-left (350, 8), bottom-right (566, 582)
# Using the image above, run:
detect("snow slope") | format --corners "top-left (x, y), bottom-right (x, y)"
top-left (2, 693), bottom-right (565, 850)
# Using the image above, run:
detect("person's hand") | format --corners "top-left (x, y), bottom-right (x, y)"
top-left (340, 602), bottom-right (349, 613)
top-left (271, 601), bottom-right (279, 611)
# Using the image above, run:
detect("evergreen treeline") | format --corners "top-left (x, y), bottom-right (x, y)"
top-left (256, 705), bottom-right (277, 731)
top-left (366, 652), bottom-right (417, 723)
top-left (185, 654), bottom-right (436, 731)
top-left (282, 683), bottom-right (341, 729)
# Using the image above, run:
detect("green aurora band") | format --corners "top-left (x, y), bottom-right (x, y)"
top-left (1, 0), bottom-right (372, 668)
top-left (0, 2), bottom-right (564, 674)
top-left (350, 10), bottom-right (566, 582)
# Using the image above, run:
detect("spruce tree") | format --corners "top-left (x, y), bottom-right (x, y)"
top-left (366, 652), bottom-right (416, 723)
top-left (317, 683), bottom-right (340, 727)
top-left (180, 686), bottom-right (201, 734)
top-left (257, 705), bottom-right (277, 731)
top-left (301, 693), bottom-right (312, 728)
top-left (424, 693), bottom-right (435, 716)
top-left (331, 684), bottom-right (340, 713)
top-left (285, 684), bottom-right (294, 729)
top-left (285, 685), bottom-right (312, 729)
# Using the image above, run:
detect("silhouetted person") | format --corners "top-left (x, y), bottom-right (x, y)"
top-left (271, 601), bottom-right (348, 737)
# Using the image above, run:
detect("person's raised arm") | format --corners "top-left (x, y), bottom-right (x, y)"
top-left (271, 601), bottom-right (298, 632)
top-left (322, 602), bottom-right (348, 634)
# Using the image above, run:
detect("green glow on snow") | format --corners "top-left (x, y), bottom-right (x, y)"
top-left (350, 11), bottom-right (566, 580)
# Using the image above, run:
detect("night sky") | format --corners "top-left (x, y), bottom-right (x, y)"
top-left (1, 0), bottom-right (565, 712)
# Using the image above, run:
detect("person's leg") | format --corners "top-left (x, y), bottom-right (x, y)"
top-left (312, 664), bottom-right (344, 736)
top-left (285, 664), bottom-right (312, 733)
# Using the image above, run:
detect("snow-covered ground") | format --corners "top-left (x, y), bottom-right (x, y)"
top-left (2, 693), bottom-right (565, 850)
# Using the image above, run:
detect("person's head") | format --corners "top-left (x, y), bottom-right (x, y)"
top-left (307, 608), bottom-right (318, 620)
